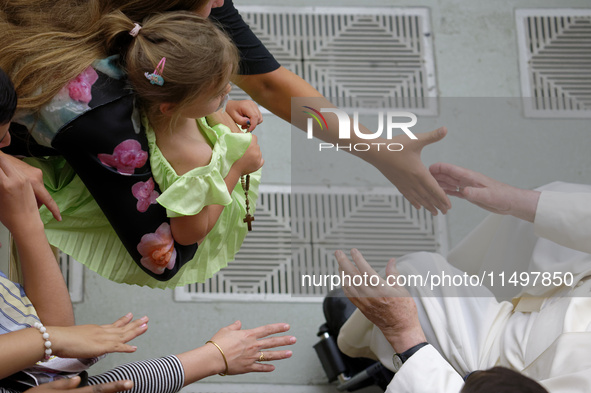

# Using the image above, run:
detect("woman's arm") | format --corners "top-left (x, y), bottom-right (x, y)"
top-left (0, 314), bottom-right (148, 380)
top-left (85, 320), bottom-right (295, 393)
top-left (233, 67), bottom-right (451, 215)
top-left (0, 152), bottom-right (72, 326)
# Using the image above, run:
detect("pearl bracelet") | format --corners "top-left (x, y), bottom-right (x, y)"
top-left (33, 322), bottom-right (52, 361)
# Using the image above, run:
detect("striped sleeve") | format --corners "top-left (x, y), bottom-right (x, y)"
top-left (0, 274), bottom-right (40, 335)
top-left (87, 355), bottom-right (185, 393)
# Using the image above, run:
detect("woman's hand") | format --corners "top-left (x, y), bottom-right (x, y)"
top-left (225, 100), bottom-right (263, 132)
top-left (0, 152), bottom-right (61, 221)
top-left (25, 377), bottom-right (133, 393)
top-left (176, 320), bottom-right (295, 385)
top-left (208, 320), bottom-right (295, 374)
top-left (232, 134), bottom-right (264, 176)
top-left (0, 152), bottom-right (46, 236)
top-left (48, 314), bottom-right (148, 359)
top-left (369, 127), bottom-right (451, 216)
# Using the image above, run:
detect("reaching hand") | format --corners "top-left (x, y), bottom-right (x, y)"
top-left (207, 320), bottom-right (295, 374)
top-left (0, 152), bottom-right (61, 221)
top-left (371, 127), bottom-right (451, 215)
top-left (225, 100), bottom-right (263, 132)
top-left (429, 162), bottom-right (540, 222)
top-left (25, 377), bottom-right (133, 393)
top-left (48, 314), bottom-right (148, 359)
top-left (334, 249), bottom-right (426, 353)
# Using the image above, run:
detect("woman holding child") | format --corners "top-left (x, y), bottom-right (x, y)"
top-left (1, 0), bottom-right (451, 287)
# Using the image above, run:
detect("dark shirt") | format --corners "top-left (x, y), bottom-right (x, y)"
top-left (210, 0), bottom-right (280, 75)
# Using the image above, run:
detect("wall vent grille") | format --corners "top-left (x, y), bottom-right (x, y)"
top-left (59, 252), bottom-right (84, 303)
top-left (516, 9), bottom-right (591, 118)
top-left (174, 186), bottom-right (447, 303)
top-left (229, 7), bottom-right (437, 114)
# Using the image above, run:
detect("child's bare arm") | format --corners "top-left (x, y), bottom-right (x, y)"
top-left (205, 110), bottom-right (242, 133)
top-left (170, 135), bottom-right (263, 245)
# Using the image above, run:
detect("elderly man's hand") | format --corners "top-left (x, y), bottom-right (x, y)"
top-left (335, 249), bottom-right (427, 353)
top-left (429, 162), bottom-right (540, 222)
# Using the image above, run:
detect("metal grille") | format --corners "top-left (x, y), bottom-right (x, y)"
top-left (516, 9), bottom-right (591, 117)
top-left (58, 252), bottom-right (84, 303)
top-left (174, 186), bottom-right (447, 302)
top-left (230, 6), bottom-right (437, 114)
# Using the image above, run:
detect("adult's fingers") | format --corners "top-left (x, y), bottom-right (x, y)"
top-left (0, 153), bottom-right (62, 221)
top-left (34, 184), bottom-right (62, 221)
top-left (414, 126), bottom-right (447, 148)
top-left (430, 162), bottom-right (478, 185)
top-left (257, 335), bottom-right (297, 350)
top-left (410, 189), bottom-right (439, 216)
top-left (109, 313), bottom-right (134, 328)
top-left (253, 349), bottom-right (293, 363)
top-left (384, 258), bottom-right (399, 278)
top-left (105, 315), bottom-right (148, 336)
top-left (349, 249), bottom-right (379, 276)
top-left (334, 250), bottom-right (359, 277)
top-left (38, 377), bottom-right (81, 390)
top-left (113, 317), bottom-right (149, 348)
top-left (83, 380), bottom-right (134, 393)
top-left (248, 323), bottom-right (290, 339)
top-left (248, 363), bottom-right (276, 373)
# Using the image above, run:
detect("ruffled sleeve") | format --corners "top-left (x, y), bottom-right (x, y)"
top-left (146, 116), bottom-right (252, 218)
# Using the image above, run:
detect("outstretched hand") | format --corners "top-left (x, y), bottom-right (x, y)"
top-left (25, 377), bottom-right (133, 393)
top-left (208, 320), bottom-right (295, 374)
top-left (371, 127), bottom-right (451, 216)
top-left (334, 249), bottom-right (426, 353)
top-left (429, 162), bottom-right (540, 222)
top-left (48, 313), bottom-right (148, 359)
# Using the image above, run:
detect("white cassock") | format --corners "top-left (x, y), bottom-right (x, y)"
top-left (338, 182), bottom-right (591, 393)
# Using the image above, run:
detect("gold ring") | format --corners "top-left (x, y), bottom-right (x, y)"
top-left (259, 351), bottom-right (265, 362)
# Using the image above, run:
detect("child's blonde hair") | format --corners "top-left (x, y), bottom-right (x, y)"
top-left (101, 11), bottom-right (239, 126)
top-left (0, 0), bottom-right (212, 112)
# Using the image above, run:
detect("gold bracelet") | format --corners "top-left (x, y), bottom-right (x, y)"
top-left (206, 340), bottom-right (229, 376)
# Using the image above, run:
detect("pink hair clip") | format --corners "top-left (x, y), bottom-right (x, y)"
top-left (144, 57), bottom-right (166, 86)
top-left (129, 23), bottom-right (142, 37)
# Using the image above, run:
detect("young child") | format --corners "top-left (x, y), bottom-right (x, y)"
top-left (94, 11), bottom-right (263, 287)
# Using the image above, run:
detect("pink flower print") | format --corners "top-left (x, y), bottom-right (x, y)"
top-left (132, 178), bottom-right (159, 212)
top-left (66, 66), bottom-right (99, 104)
top-left (137, 223), bottom-right (177, 275)
top-left (98, 140), bottom-right (148, 175)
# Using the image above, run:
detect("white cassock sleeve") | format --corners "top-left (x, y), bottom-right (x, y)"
top-left (534, 191), bottom-right (591, 254)
top-left (385, 345), bottom-right (464, 393)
